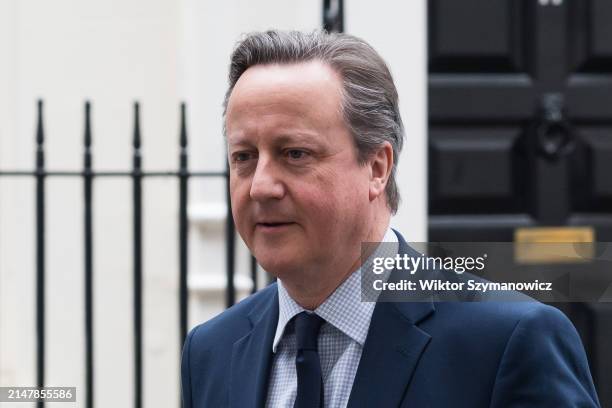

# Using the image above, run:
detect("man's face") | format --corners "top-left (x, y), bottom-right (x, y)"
top-left (225, 61), bottom-right (373, 278)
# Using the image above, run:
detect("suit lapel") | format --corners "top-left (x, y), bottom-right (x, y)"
top-left (346, 301), bottom-right (433, 408)
top-left (347, 232), bottom-right (435, 408)
top-left (229, 289), bottom-right (279, 408)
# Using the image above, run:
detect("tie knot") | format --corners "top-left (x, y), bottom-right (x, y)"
top-left (294, 312), bottom-right (324, 351)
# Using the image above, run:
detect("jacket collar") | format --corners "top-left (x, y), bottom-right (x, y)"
top-left (346, 231), bottom-right (435, 407)
top-left (229, 287), bottom-right (279, 408)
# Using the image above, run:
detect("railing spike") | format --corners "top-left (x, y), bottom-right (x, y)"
top-left (36, 99), bottom-right (44, 146)
top-left (84, 101), bottom-right (92, 148)
top-left (133, 101), bottom-right (141, 149)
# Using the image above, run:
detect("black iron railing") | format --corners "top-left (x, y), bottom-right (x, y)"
top-left (1, 4), bottom-right (345, 407)
top-left (0, 100), bottom-right (260, 408)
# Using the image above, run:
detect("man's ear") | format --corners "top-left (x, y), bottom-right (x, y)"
top-left (368, 141), bottom-right (393, 202)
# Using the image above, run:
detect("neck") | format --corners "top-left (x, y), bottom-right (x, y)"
top-left (282, 213), bottom-right (390, 310)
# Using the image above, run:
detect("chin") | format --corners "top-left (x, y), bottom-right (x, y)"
top-left (254, 249), bottom-right (304, 278)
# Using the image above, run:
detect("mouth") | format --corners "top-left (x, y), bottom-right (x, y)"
top-left (255, 222), bottom-right (296, 232)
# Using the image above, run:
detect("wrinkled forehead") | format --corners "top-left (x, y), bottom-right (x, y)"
top-left (225, 61), bottom-right (346, 139)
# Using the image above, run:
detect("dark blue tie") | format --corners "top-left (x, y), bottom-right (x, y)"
top-left (293, 312), bottom-right (325, 408)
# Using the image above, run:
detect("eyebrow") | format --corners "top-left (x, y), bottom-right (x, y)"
top-left (228, 133), bottom-right (323, 148)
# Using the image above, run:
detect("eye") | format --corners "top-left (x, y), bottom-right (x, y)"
top-left (232, 151), bottom-right (255, 162)
top-left (286, 149), bottom-right (309, 160)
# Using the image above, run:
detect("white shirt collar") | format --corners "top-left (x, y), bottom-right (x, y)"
top-left (272, 226), bottom-right (398, 352)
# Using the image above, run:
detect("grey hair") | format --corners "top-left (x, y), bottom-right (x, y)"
top-left (222, 30), bottom-right (404, 214)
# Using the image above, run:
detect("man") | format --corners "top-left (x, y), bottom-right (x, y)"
top-left (181, 30), bottom-right (600, 407)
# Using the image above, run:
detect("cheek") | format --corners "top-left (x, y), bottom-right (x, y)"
top-left (320, 163), bottom-right (370, 200)
top-left (230, 177), bottom-right (251, 227)
top-left (295, 166), bottom-right (370, 225)
top-left (229, 177), bottom-right (240, 209)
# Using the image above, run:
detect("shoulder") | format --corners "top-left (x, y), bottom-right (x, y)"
top-left (424, 301), bottom-right (598, 405)
top-left (485, 301), bottom-right (600, 406)
top-left (185, 282), bottom-right (278, 352)
top-left (431, 299), bottom-right (572, 337)
top-left (181, 283), bottom-right (278, 407)
top-left (419, 299), bottom-right (581, 366)
top-left (487, 301), bottom-right (585, 363)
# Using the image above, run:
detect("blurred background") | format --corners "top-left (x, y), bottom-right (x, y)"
top-left (0, 0), bottom-right (609, 407)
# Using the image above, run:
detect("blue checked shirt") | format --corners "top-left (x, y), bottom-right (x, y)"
top-left (265, 227), bottom-right (398, 408)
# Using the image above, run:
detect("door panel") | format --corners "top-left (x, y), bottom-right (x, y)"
top-left (429, 0), bottom-right (533, 73)
top-left (577, 128), bottom-right (612, 209)
top-left (429, 127), bottom-right (526, 212)
top-left (429, 0), bottom-right (612, 241)
top-left (569, 0), bottom-right (612, 73)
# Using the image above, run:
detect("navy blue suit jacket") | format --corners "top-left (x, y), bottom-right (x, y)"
top-left (181, 231), bottom-right (600, 407)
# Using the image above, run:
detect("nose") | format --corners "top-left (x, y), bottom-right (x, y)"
top-left (249, 156), bottom-right (285, 201)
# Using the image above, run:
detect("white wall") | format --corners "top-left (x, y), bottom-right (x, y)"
top-left (0, 0), bottom-right (182, 406)
top-left (0, 0), bottom-right (427, 406)
top-left (346, 0), bottom-right (428, 242)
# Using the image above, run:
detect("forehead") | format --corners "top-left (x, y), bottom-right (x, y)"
top-left (225, 61), bottom-right (345, 138)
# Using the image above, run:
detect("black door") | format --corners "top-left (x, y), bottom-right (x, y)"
top-left (428, 0), bottom-right (612, 241)
top-left (428, 1), bottom-right (612, 405)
